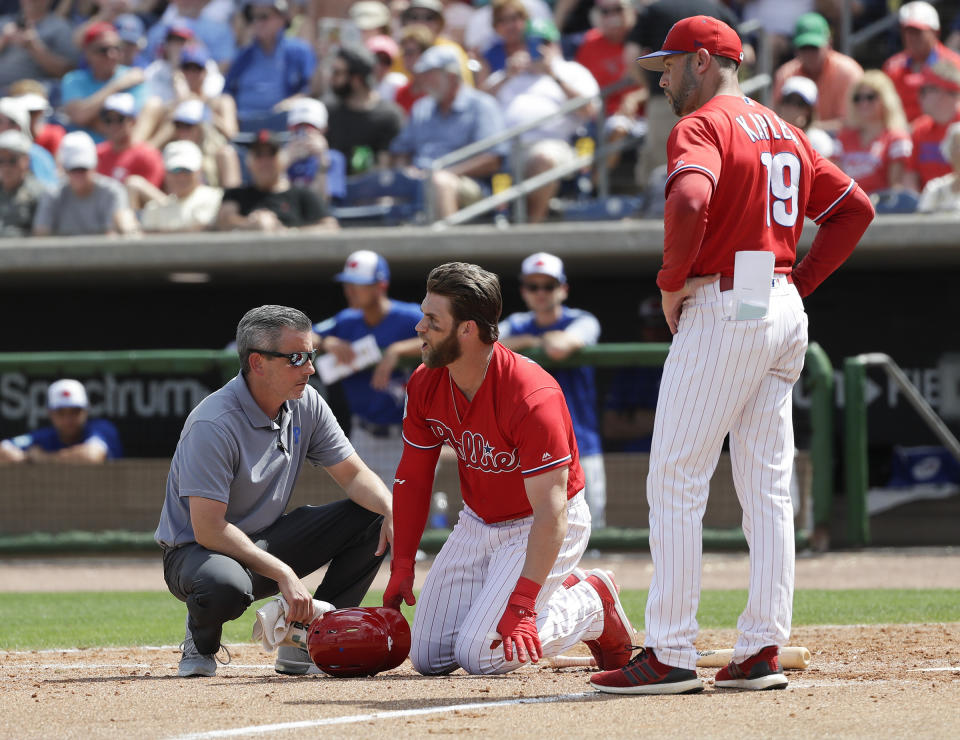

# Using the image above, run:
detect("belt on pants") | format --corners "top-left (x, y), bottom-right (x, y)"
top-left (354, 418), bottom-right (402, 438)
top-left (718, 273), bottom-right (793, 292)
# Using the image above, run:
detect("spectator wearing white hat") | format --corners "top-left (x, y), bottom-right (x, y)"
top-left (388, 44), bottom-right (508, 218)
top-left (326, 45), bottom-right (403, 175)
top-left (398, 0), bottom-right (473, 85)
top-left (775, 76), bottom-right (835, 158)
top-left (0, 0), bottom-right (78, 93)
top-left (167, 98), bottom-right (242, 189)
top-left (0, 379), bottom-right (123, 464)
top-left (349, 1), bottom-right (393, 41)
top-left (33, 130), bottom-right (139, 236)
top-left (284, 97), bottom-right (344, 202)
top-left (96, 92), bottom-right (165, 189)
top-left (0, 129), bottom-right (47, 237)
top-left (0, 95), bottom-right (57, 187)
top-left (137, 140), bottom-right (224, 231)
top-left (883, 1), bottom-right (960, 123)
top-left (7, 78), bottom-right (64, 156)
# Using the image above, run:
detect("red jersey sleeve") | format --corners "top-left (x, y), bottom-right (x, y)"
top-left (664, 115), bottom-right (724, 195)
top-left (509, 387), bottom-right (574, 477)
top-left (400, 366), bottom-right (443, 451)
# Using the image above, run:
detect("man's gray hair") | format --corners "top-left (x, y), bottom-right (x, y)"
top-left (236, 305), bottom-right (312, 375)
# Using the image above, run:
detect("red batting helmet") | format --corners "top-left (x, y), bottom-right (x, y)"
top-left (307, 607), bottom-right (411, 677)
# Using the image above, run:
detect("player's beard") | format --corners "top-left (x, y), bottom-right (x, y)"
top-left (422, 325), bottom-right (462, 368)
top-left (668, 57), bottom-right (698, 116)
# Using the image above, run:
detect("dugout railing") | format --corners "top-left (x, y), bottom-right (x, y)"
top-left (0, 343), bottom-right (834, 553)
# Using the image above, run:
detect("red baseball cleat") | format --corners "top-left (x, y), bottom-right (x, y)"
top-left (582, 569), bottom-right (635, 670)
top-left (561, 567), bottom-right (588, 589)
top-left (590, 648), bottom-right (704, 695)
top-left (714, 645), bottom-right (788, 690)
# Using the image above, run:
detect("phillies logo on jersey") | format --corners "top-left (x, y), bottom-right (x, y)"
top-left (426, 418), bottom-right (519, 473)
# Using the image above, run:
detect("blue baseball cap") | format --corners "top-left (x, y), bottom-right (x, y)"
top-left (335, 250), bottom-right (390, 284)
top-left (180, 44), bottom-right (211, 67)
top-left (114, 14), bottom-right (145, 44)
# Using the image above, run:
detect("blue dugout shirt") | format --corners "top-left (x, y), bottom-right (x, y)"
top-left (313, 300), bottom-right (422, 426)
top-left (500, 306), bottom-right (603, 456)
top-left (5, 418), bottom-right (123, 459)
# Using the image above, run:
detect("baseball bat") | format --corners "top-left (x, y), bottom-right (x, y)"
top-left (548, 646), bottom-right (811, 670)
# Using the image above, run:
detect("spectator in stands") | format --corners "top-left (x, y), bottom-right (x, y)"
top-left (138, 140), bottom-right (224, 231)
top-left (575, 0), bottom-right (640, 120)
top-left (224, 0), bottom-right (315, 131)
top-left (917, 121), bottom-right (960, 213)
top-left (144, 0), bottom-right (237, 72)
top-left (832, 70), bottom-right (912, 196)
top-left (367, 34), bottom-right (408, 105)
top-left (624, 0), bottom-right (740, 191)
top-left (144, 28), bottom-right (224, 107)
top-left (883, 1), bottom-right (960, 124)
top-left (478, 0), bottom-right (530, 82)
top-left (0, 96), bottom-right (58, 187)
top-left (312, 250), bottom-right (423, 487)
top-left (388, 45), bottom-right (508, 219)
top-left (0, 130), bottom-right (47, 238)
top-left (0, 379), bottom-right (122, 464)
top-left (483, 19), bottom-right (599, 222)
top-left (96, 93), bottom-right (166, 189)
top-left (284, 97), bottom-right (341, 203)
top-left (349, 1), bottom-right (393, 41)
top-left (326, 45), bottom-right (403, 175)
top-left (602, 295), bottom-right (670, 453)
top-left (442, 0), bottom-right (474, 48)
top-left (0, 0), bottom-right (77, 94)
top-left (907, 61), bottom-right (960, 192)
top-left (463, 0), bottom-right (552, 58)
top-left (8, 79), bottom-right (64, 155)
top-left (393, 24), bottom-right (434, 115)
top-left (60, 22), bottom-right (149, 142)
top-left (772, 12), bottom-right (864, 132)
top-left (399, 0), bottom-right (473, 85)
top-left (775, 76), bottom-right (836, 157)
top-left (33, 130), bottom-right (140, 236)
top-left (498, 252), bottom-right (607, 526)
top-left (114, 13), bottom-right (148, 68)
top-left (167, 99), bottom-right (242, 188)
top-left (216, 129), bottom-right (338, 231)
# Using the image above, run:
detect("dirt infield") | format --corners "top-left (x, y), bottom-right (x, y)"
top-left (1, 549), bottom-right (959, 738)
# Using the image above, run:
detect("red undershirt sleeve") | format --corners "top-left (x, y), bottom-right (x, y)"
top-left (656, 170), bottom-right (715, 292)
top-left (390, 443), bottom-right (442, 564)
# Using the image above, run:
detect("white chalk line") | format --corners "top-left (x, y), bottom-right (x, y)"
top-left (167, 692), bottom-right (598, 740)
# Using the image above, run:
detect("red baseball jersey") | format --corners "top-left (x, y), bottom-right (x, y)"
top-left (658, 94), bottom-right (859, 289)
top-left (401, 342), bottom-right (584, 524)
top-left (833, 127), bottom-right (912, 195)
top-left (910, 111), bottom-right (960, 188)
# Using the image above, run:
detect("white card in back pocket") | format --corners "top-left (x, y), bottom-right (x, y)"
top-left (727, 251), bottom-right (775, 321)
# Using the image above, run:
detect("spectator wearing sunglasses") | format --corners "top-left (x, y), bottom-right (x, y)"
top-left (216, 129), bottom-right (337, 232)
top-left (498, 252), bottom-right (607, 527)
top-left (165, 98), bottom-right (242, 189)
top-left (0, 129), bottom-right (46, 238)
top-left (832, 70), bottom-right (913, 195)
top-left (156, 303), bottom-right (393, 677)
top-left (33, 130), bottom-right (139, 236)
top-left (60, 22), bottom-right (148, 143)
top-left (95, 93), bottom-right (165, 190)
top-left (313, 251), bottom-right (424, 488)
top-left (138, 140), bottom-right (223, 232)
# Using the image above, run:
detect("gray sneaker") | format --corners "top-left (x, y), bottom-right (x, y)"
top-left (178, 615), bottom-right (230, 677)
top-left (275, 645), bottom-right (321, 675)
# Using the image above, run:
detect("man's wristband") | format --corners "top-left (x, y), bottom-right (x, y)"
top-left (509, 576), bottom-right (541, 612)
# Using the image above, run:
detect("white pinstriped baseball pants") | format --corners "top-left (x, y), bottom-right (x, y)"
top-left (644, 277), bottom-right (808, 670)
top-left (410, 491), bottom-right (604, 675)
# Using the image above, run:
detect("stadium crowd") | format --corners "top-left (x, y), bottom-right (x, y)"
top-left (2, 0), bottom-right (960, 235)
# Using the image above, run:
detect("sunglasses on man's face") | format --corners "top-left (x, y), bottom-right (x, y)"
top-left (852, 92), bottom-right (878, 103)
top-left (251, 12), bottom-right (273, 22)
top-left (404, 10), bottom-right (439, 22)
top-left (92, 44), bottom-right (120, 56)
top-left (100, 113), bottom-right (127, 125)
top-left (522, 281), bottom-right (560, 293)
top-left (181, 63), bottom-right (205, 73)
top-left (253, 349), bottom-right (318, 367)
top-left (598, 6), bottom-right (626, 16)
top-left (0, 156), bottom-right (21, 166)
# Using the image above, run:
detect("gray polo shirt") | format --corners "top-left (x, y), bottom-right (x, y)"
top-left (155, 373), bottom-right (354, 549)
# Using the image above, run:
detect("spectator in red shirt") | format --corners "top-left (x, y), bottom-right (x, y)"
top-left (394, 24), bottom-right (434, 115)
top-left (575, 0), bottom-right (639, 118)
top-left (833, 70), bottom-right (912, 195)
top-left (96, 92), bottom-right (165, 190)
top-left (907, 60), bottom-right (960, 190)
top-left (882, 1), bottom-right (960, 123)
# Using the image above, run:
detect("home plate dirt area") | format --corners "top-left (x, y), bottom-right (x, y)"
top-left (1, 623), bottom-right (958, 739)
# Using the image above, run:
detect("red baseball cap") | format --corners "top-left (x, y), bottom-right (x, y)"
top-left (83, 21), bottom-right (117, 47)
top-left (636, 15), bottom-right (743, 71)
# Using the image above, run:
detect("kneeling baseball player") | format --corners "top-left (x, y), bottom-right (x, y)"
top-left (383, 262), bottom-right (634, 675)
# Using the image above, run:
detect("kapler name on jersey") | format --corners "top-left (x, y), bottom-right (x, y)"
top-left (735, 108), bottom-right (796, 145)
top-left (426, 418), bottom-right (519, 473)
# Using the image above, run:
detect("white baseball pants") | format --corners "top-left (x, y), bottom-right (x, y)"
top-left (644, 277), bottom-right (808, 669)
top-left (410, 491), bottom-right (604, 675)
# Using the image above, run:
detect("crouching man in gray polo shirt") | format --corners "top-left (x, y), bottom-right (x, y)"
top-left (155, 304), bottom-right (394, 677)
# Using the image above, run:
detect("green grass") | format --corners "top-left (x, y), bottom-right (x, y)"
top-left (2, 590), bottom-right (958, 651)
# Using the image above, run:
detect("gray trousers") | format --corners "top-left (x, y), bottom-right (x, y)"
top-left (162, 501), bottom-right (385, 655)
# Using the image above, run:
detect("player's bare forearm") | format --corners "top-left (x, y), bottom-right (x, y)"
top-left (327, 453), bottom-right (393, 518)
top-left (520, 468), bottom-right (569, 585)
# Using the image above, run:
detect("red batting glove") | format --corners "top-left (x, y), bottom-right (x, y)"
top-left (490, 577), bottom-right (542, 663)
top-left (383, 557), bottom-right (416, 610)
